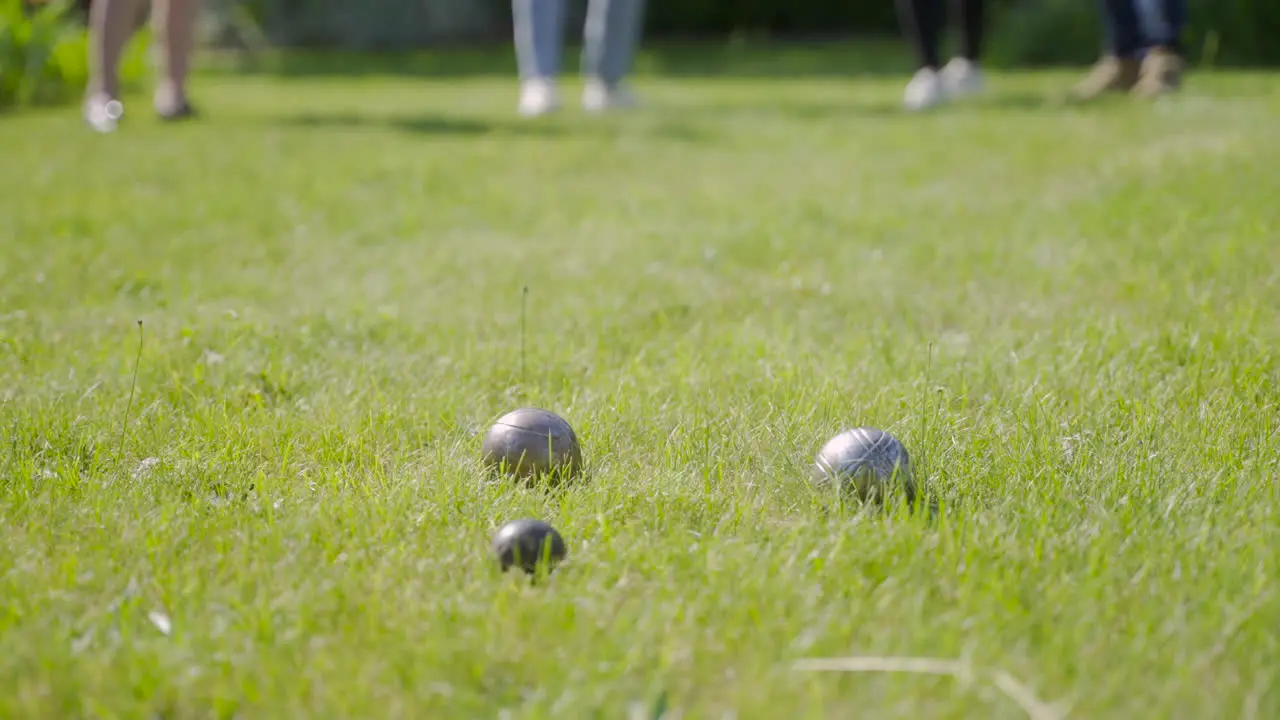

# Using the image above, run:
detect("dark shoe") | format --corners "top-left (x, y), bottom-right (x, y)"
top-left (157, 101), bottom-right (198, 121)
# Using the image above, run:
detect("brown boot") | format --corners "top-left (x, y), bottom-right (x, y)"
top-left (1132, 46), bottom-right (1184, 98)
top-left (1071, 55), bottom-right (1141, 100)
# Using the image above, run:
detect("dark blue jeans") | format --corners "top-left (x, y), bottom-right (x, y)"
top-left (1101, 0), bottom-right (1187, 58)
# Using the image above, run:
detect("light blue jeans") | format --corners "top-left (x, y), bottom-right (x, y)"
top-left (513, 0), bottom-right (646, 85)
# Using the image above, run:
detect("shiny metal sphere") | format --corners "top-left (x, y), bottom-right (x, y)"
top-left (480, 408), bottom-right (583, 483)
top-left (811, 427), bottom-right (915, 504)
top-left (492, 518), bottom-right (567, 574)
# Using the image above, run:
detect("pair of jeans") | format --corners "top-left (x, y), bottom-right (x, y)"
top-left (513, 0), bottom-right (646, 85)
top-left (1101, 0), bottom-right (1187, 58)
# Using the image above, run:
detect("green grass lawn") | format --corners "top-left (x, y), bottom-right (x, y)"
top-left (2, 46), bottom-right (1279, 719)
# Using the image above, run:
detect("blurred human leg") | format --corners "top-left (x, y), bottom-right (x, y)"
top-left (1131, 0), bottom-right (1186, 97)
top-left (940, 0), bottom-right (986, 99)
top-left (580, 0), bottom-right (646, 112)
top-left (1102, 0), bottom-right (1146, 57)
top-left (896, 0), bottom-right (946, 110)
top-left (1134, 0), bottom-right (1185, 52)
top-left (1163, 0), bottom-right (1187, 46)
top-left (85, 0), bottom-right (202, 131)
top-left (85, 0), bottom-right (139, 132)
top-left (513, 0), bottom-right (566, 116)
top-left (1071, 0), bottom-right (1143, 99)
top-left (152, 0), bottom-right (202, 119)
top-left (897, 0), bottom-right (943, 70)
top-left (955, 0), bottom-right (985, 61)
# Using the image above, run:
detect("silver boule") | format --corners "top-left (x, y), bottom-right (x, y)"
top-left (811, 427), bottom-right (914, 504)
top-left (480, 407), bottom-right (583, 483)
top-left (492, 518), bottom-right (567, 574)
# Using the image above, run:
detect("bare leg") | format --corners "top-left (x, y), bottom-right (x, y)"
top-left (152, 0), bottom-right (202, 117)
top-left (84, 0), bottom-right (140, 130)
top-left (87, 0), bottom-right (140, 100)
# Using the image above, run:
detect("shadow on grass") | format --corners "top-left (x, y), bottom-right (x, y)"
top-left (275, 111), bottom-right (564, 136)
top-left (271, 111), bottom-right (718, 144)
top-left (266, 88), bottom-right (1069, 141)
top-left (673, 89), bottom-right (1063, 121)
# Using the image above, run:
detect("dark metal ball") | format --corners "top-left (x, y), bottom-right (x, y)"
top-left (811, 427), bottom-right (915, 504)
top-left (491, 518), bottom-right (567, 574)
top-left (480, 408), bottom-right (583, 483)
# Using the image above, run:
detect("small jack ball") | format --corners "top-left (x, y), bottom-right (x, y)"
top-left (492, 518), bottom-right (567, 574)
top-left (811, 427), bottom-right (915, 504)
top-left (481, 408), bottom-right (583, 483)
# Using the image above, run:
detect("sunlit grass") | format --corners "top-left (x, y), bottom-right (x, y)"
top-left (1, 47), bottom-right (1278, 718)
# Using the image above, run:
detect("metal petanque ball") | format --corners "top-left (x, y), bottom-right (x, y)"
top-left (811, 427), bottom-right (915, 504)
top-left (480, 408), bottom-right (583, 483)
top-left (492, 518), bottom-right (567, 575)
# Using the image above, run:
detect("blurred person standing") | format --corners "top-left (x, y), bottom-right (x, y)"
top-left (1072, 0), bottom-right (1187, 99)
top-left (83, 0), bottom-right (201, 133)
top-left (896, 0), bottom-right (988, 111)
top-left (512, 0), bottom-right (646, 117)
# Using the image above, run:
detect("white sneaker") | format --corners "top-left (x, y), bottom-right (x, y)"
top-left (84, 93), bottom-right (124, 133)
top-left (940, 57), bottom-right (985, 99)
top-left (903, 67), bottom-right (945, 111)
top-left (582, 77), bottom-right (638, 114)
top-left (517, 77), bottom-right (560, 117)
